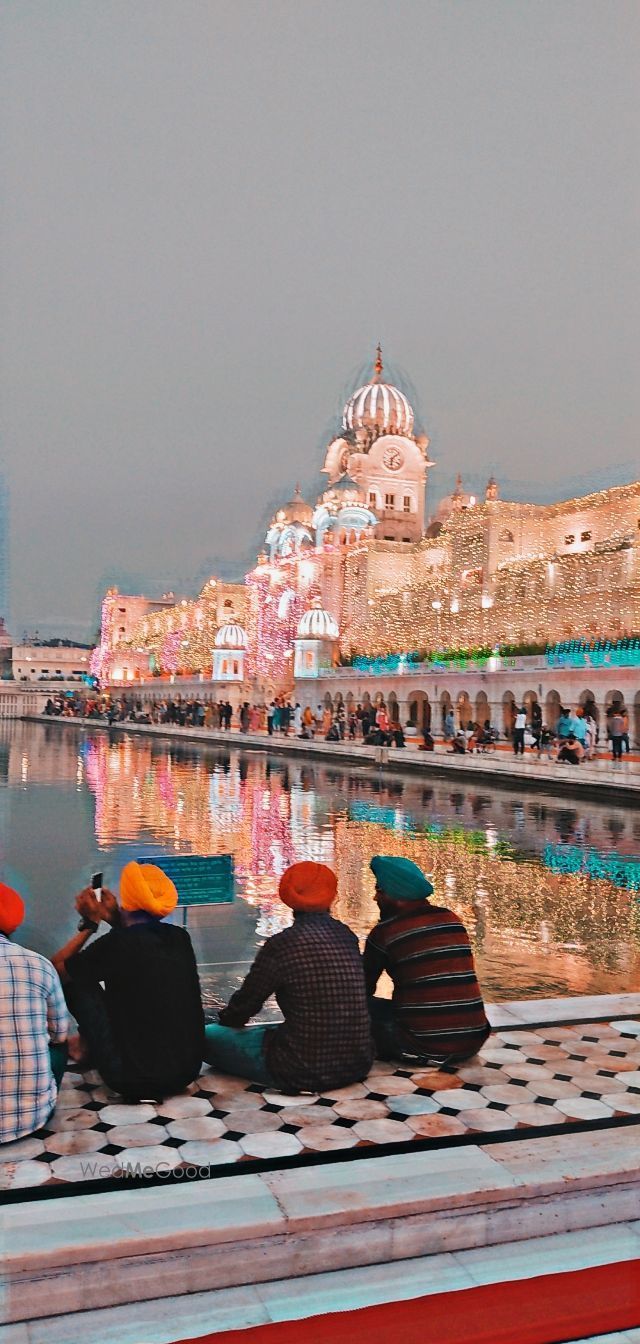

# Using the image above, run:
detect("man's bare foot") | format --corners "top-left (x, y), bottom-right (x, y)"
top-left (68, 1033), bottom-right (91, 1066)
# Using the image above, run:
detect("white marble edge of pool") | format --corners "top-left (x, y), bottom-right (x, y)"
top-left (485, 993), bottom-right (640, 1028)
top-left (22, 715), bottom-right (640, 795)
top-left (1, 1105), bottom-right (639, 1275)
top-left (1, 993), bottom-right (639, 1277)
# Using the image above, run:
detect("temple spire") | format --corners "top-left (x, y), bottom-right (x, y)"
top-left (373, 343), bottom-right (383, 381)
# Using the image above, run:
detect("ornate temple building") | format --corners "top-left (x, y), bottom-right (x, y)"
top-left (94, 348), bottom-right (640, 695)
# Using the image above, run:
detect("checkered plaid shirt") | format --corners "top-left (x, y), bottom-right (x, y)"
top-left (220, 912), bottom-right (374, 1092)
top-left (0, 935), bottom-right (68, 1143)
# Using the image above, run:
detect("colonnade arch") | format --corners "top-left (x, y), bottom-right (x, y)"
top-left (408, 690), bottom-right (431, 733)
top-left (522, 690), bottom-right (539, 724)
top-left (439, 690), bottom-right (452, 731)
top-left (545, 689), bottom-right (561, 729)
top-left (579, 689), bottom-right (599, 723)
top-left (457, 691), bottom-right (472, 729)
top-left (475, 691), bottom-right (489, 729)
top-left (502, 691), bottom-right (516, 737)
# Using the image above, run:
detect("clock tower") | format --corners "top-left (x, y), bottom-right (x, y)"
top-left (321, 346), bottom-right (433, 544)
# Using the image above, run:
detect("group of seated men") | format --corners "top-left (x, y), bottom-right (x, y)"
top-left (0, 856), bottom-right (490, 1145)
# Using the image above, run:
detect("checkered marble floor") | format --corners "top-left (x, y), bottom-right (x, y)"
top-left (1, 1016), bottom-right (639, 1193)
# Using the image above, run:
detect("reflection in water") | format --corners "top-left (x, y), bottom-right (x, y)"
top-left (4, 721), bottom-right (640, 1002)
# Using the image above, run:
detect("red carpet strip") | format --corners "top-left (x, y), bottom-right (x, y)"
top-left (177, 1258), bottom-right (640, 1344)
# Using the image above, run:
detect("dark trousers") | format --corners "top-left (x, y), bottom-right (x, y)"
top-left (558, 747), bottom-right (580, 765)
top-left (49, 1041), bottom-right (68, 1087)
top-left (64, 980), bottom-right (127, 1095)
top-left (611, 735), bottom-right (623, 761)
top-left (369, 997), bottom-right (490, 1065)
top-left (513, 728), bottom-right (525, 755)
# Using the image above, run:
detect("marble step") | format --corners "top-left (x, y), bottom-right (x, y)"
top-left (1, 1126), bottom-right (638, 1325)
top-left (1, 1222), bottom-right (639, 1343)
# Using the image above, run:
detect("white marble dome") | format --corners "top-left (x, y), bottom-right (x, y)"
top-left (342, 347), bottom-right (414, 438)
top-left (214, 623), bottom-right (247, 649)
top-left (297, 608), bottom-right (339, 640)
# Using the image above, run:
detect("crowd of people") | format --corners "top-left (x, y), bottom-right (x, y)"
top-left (440, 701), bottom-right (633, 766)
top-left (44, 692), bottom-right (410, 746)
top-left (42, 690), bottom-right (634, 765)
top-left (0, 857), bottom-right (490, 1144)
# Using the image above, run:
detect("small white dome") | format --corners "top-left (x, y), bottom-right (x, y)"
top-left (297, 608), bottom-right (339, 640)
top-left (214, 623), bottom-right (247, 649)
top-left (342, 347), bottom-right (414, 438)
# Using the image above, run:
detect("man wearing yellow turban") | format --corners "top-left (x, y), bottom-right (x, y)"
top-left (52, 862), bottom-right (204, 1101)
top-left (203, 862), bottom-right (373, 1093)
top-left (0, 882), bottom-right (69, 1143)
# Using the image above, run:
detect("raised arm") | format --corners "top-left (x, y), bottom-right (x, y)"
top-left (51, 887), bottom-right (120, 983)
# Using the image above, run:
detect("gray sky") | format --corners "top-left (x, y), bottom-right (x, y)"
top-left (2, 1), bottom-right (638, 640)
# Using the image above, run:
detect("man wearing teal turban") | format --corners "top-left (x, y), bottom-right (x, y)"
top-left (364, 856), bottom-right (490, 1065)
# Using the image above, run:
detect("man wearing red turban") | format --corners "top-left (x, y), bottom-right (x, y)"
top-left (52, 863), bottom-right (204, 1102)
top-left (203, 861), bottom-right (373, 1093)
top-left (0, 882), bottom-right (69, 1143)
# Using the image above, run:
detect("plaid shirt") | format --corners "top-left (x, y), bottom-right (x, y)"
top-left (220, 912), bottom-right (373, 1093)
top-left (0, 935), bottom-right (68, 1143)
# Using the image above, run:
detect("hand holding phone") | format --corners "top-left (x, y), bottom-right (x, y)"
top-left (77, 872), bottom-right (103, 932)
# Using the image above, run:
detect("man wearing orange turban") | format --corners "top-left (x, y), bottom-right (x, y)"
top-left (0, 882), bottom-right (69, 1144)
top-left (52, 862), bottom-right (204, 1101)
top-left (203, 861), bottom-right (373, 1093)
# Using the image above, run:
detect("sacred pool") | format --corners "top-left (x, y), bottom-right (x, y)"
top-left (6, 720), bottom-right (640, 1012)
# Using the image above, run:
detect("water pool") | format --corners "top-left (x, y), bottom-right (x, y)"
top-left (4, 721), bottom-right (639, 1012)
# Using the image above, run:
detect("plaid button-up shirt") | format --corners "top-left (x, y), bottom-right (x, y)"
top-left (220, 912), bottom-right (374, 1093)
top-left (0, 935), bottom-right (68, 1143)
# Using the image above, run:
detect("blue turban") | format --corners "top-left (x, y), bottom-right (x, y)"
top-left (370, 856), bottom-right (434, 901)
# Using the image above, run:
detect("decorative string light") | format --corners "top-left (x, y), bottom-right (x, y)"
top-left (95, 450), bottom-right (638, 680)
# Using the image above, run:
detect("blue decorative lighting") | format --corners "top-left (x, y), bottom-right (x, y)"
top-left (546, 637), bottom-right (640, 669)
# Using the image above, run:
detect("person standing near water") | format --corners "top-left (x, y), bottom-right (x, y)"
top-left (513, 706), bottom-right (527, 755)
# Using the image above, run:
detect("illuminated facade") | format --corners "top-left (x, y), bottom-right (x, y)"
top-left (95, 348), bottom-right (639, 696)
top-left (93, 580), bottom-right (247, 682)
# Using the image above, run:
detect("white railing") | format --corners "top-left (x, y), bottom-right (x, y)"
top-left (0, 682), bottom-right (78, 718)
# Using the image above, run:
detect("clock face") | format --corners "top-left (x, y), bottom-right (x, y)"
top-left (383, 446), bottom-right (404, 472)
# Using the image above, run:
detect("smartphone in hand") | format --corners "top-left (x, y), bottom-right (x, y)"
top-left (77, 871), bottom-right (104, 932)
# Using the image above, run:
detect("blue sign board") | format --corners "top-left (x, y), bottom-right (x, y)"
top-left (148, 853), bottom-right (235, 906)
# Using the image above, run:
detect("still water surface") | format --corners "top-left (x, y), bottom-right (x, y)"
top-left (4, 722), bottom-right (640, 1010)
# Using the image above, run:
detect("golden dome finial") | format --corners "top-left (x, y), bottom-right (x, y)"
top-left (374, 343), bottom-right (383, 381)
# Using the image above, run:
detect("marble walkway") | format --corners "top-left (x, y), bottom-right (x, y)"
top-left (2, 994), bottom-right (640, 1197)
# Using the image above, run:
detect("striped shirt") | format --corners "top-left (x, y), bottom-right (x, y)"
top-left (363, 904), bottom-right (490, 1058)
top-left (0, 935), bottom-right (68, 1143)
